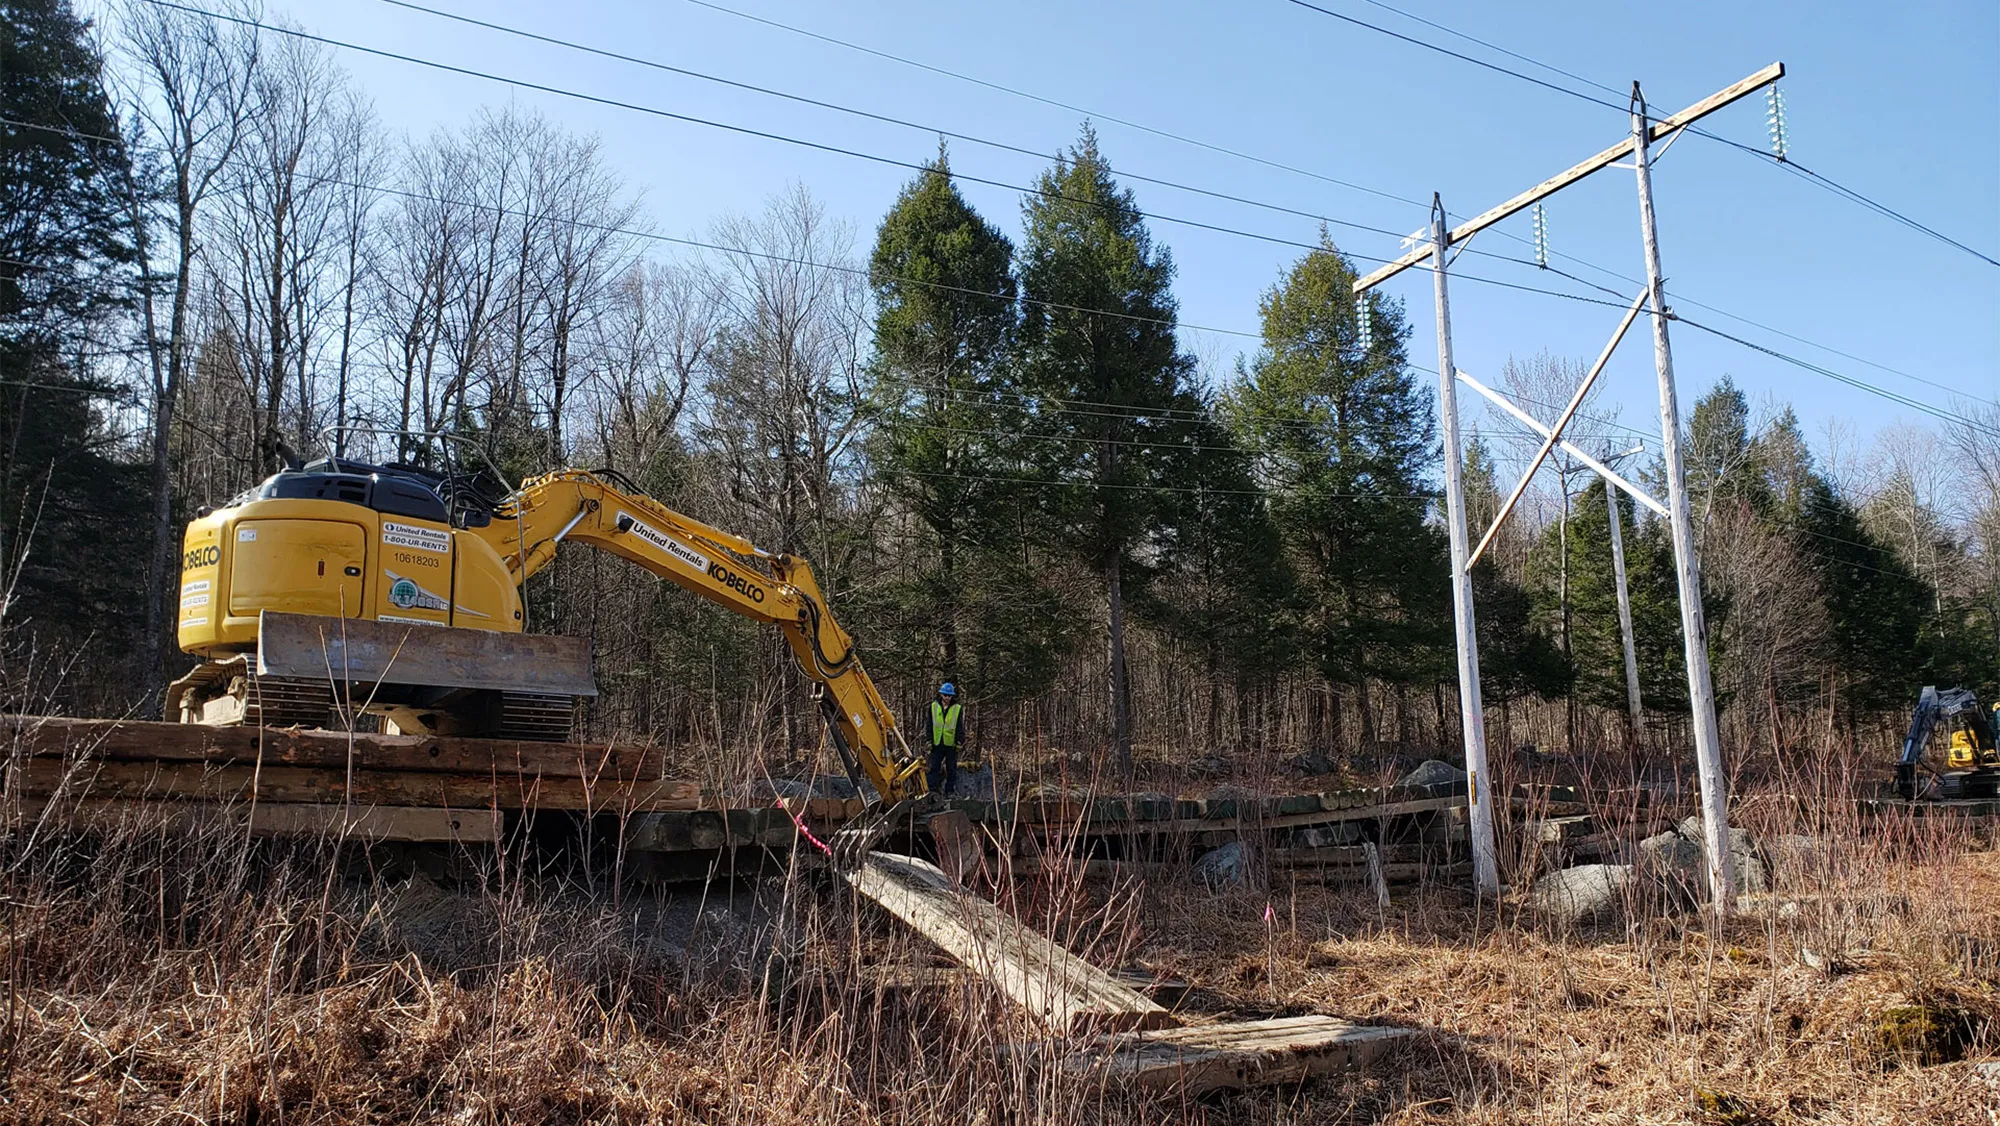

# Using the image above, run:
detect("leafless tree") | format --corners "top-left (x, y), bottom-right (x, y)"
top-left (115, 0), bottom-right (259, 695)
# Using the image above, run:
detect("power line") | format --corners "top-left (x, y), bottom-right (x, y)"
top-left (16, 106), bottom-right (1973, 438)
top-left (1279, 0), bottom-right (1999, 270)
top-left (2, 115), bottom-right (1269, 344)
top-left (674, 0), bottom-right (1993, 410)
top-left (140, 0), bottom-right (1642, 316)
top-left (1279, 0), bottom-right (1631, 116)
top-left (377, 0), bottom-right (1485, 264)
top-left (680, 0), bottom-right (1429, 214)
top-left (1672, 314), bottom-right (1960, 425)
top-left (899, 466), bottom-right (1436, 502)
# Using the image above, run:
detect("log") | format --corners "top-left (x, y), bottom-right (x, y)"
top-left (16, 759), bottom-right (701, 812)
top-left (1067, 1015), bottom-right (1412, 1094)
top-left (844, 851), bottom-right (1174, 1034)
top-left (0, 715), bottom-right (669, 780)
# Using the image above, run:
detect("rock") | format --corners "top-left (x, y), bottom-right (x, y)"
top-left (1398, 759), bottom-right (1467, 789)
top-left (1194, 840), bottom-right (1254, 889)
top-left (1640, 830), bottom-right (1703, 882)
top-left (1285, 749), bottom-right (1338, 776)
top-left (1190, 752), bottom-right (1230, 779)
top-left (1975, 1061), bottom-right (2000, 1085)
top-left (1671, 817), bottom-right (1769, 895)
top-left (1530, 864), bottom-right (1631, 923)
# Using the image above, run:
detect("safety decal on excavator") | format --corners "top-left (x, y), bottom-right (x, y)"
top-left (383, 521), bottom-right (450, 553)
top-left (618, 512), bottom-right (709, 573)
top-left (384, 571), bottom-right (449, 612)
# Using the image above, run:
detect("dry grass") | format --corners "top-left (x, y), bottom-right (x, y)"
top-left (3, 767), bottom-right (1998, 1124)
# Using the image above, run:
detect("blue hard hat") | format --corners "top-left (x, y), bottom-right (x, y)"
top-left (939, 682), bottom-right (957, 697)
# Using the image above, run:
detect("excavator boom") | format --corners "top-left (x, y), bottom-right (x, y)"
top-left (490, 470), bottom-right (924, 802)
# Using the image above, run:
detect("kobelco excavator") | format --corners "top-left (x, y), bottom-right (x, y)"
top-left (171, 440), bottom-right (926, 803)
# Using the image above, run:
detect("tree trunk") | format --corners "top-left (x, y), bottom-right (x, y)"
top-left (1106, 551), bottom-right (1132, 783)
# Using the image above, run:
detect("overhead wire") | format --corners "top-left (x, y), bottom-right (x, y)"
top-left (1277, 0), bottom-right (2000, 270)
top-left (0, 115), bottom-right (1265, 344)
top-left (140, 1), bottom-right (1651, 316)
top-left (375, 0), bottom-right (1481, 264)
top-left (667, 0), bottom-right (1995, 407)
top-left (678, 0), bottom-right (1429, 213)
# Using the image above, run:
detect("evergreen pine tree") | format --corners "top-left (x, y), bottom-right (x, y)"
top-left (1016, 127), bottom-right (1201, 777)
top-left (863, 152), bottom-right (1069, 705)
top-left (1227, 234), bottom-right (1444, 745)
top-left (0, 0), bottom-right (149, 709)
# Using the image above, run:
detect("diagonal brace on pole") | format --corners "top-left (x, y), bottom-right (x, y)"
top-left (1456, 369), bottom-right (1667, 519)
top-left (1465, 286), bottom-right (1650, 570)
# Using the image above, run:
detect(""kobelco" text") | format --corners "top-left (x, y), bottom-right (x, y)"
top-left (708, 562), bottom-right (766, 603)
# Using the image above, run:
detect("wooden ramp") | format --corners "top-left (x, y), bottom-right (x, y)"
top-left (1070, 1016), bottom-right (1413, 1095)
top-left (845, 851), bottom-right (1174, 1034)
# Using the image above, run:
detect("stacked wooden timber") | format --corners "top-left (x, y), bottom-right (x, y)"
top-left (1, 715), bottom-right (697, 842)
top-left (0, 717), bottom-right (1478, 882)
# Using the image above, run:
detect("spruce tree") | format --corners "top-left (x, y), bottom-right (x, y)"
top-left (863, 152), bottom-right (1069, 706)
top-left (0, 0), bottom-right (149, 710)
top-left (1227, 234), bottom-right (1444, 745)
top-left (1016, 127), bottom-right (1201, 777)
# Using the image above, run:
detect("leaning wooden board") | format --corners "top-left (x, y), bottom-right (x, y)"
top-left (844, 851), bottom-right (1175, 1035)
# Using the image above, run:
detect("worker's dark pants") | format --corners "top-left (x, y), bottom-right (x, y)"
top-left (927, 746), bottom-right (958, 794)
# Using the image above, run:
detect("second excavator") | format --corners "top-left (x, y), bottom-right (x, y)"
top-left (170, 439), bottom-right (926, 803)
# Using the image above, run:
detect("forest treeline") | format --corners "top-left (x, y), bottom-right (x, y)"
top-left (4, 0), bottom-right (1995, 775)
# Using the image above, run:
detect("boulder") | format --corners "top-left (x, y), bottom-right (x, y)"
top-left (1398, 759), bottom-right (1467, 789)
top-left (1530, 863), bottom-right (1631, 923)
top-left (1671, 816), bottom-right (1769, 895)
top-left (1189, 752), bottom-right (1230, 779)
top-left (1640, 830), bottom-right (1703, 880)
top-left (1285, 749), bottom-right (1338, 776)
top-left (1194, 840), bottom-right (1254, 889)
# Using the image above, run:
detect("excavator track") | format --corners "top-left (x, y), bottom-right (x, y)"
top-left (493, 692), bottom-right (575, 742)
top-left (168, 656), bottom-right (337, 730)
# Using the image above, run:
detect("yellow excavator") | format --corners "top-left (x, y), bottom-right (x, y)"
top-left (170, 441), bottom-right (926, 803)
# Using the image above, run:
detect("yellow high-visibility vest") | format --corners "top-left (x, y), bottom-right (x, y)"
top-left (929, 701), bottom-right (962, 748)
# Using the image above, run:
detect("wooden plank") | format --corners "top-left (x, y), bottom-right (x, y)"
top-left (845, 851), bottom-right (1174, 1035)
top-left (1353, 62), bottom-right (1784, 292)
top-left (1072, 1016), bottom-right (1412, 1094)
top-left (1064, 795), bottom-right (1466, 836)
top-left (12, 797), bottom-right (499, 843)
top-left (256, 611), bottom-right (598, 695)
top-left (0, 715), bottom-right (668, 779)
top-left (16, 759), bottom-right (701, 812)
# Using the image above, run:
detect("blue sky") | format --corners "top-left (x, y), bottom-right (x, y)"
top-left (293, 0), bottom-right (1996, 464)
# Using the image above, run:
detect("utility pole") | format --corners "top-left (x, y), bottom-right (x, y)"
top-left (1604, 475), bottom-right (1644, 741)
top-left (1631, 83), bottom-right (1732, 909)
top-left (1354, 63), bottom-right (1778, 916)
top-left (1428, 196), bottom-right (1500, 899)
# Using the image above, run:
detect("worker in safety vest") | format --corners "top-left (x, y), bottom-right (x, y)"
top-left (925, 682), bottom-right (966, 794)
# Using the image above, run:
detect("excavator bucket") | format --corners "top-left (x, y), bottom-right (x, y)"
top-left (256, 611), bottom-right (598, 697)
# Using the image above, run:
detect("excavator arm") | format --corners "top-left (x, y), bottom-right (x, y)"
top-left (482, 469), bottom-right (926, 804)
